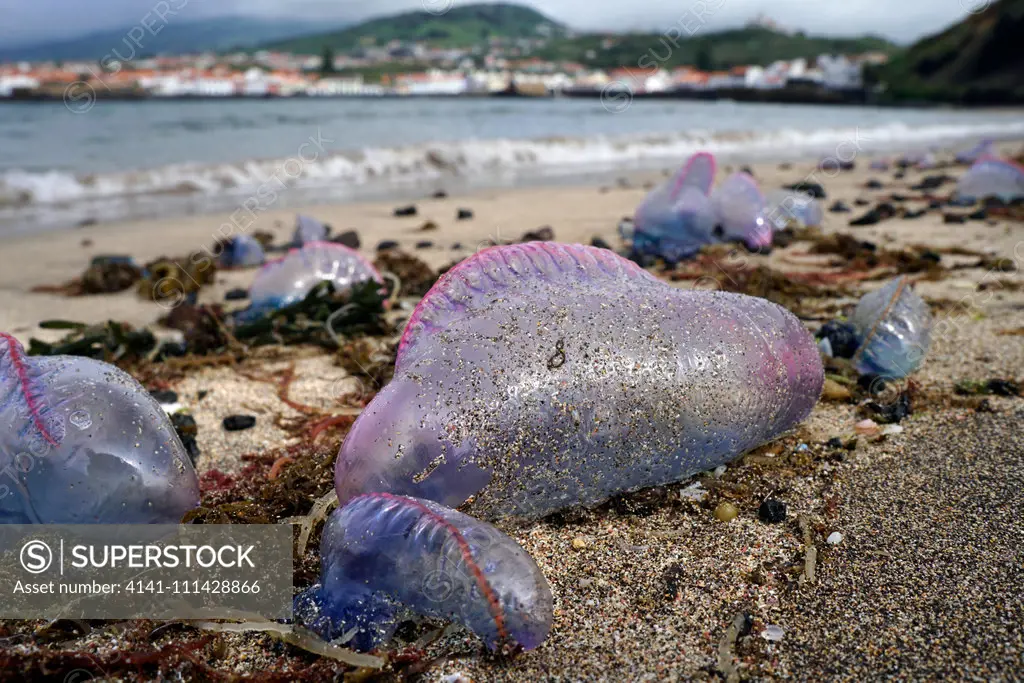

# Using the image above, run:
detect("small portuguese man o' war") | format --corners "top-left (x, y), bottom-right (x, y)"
top-left (335, 241), bottom-right (823, 519)
top-left (850, 276), bottom-right (932, 379)
top-left (0, 333), bottom-right (200, 524)
top-left (240, 241), bottom-right (383, 321)
top-left (295, 492), bottom-right (553, 652)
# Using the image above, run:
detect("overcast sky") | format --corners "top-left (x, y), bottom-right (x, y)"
top-left (2, 0), bottom-right (980, 47)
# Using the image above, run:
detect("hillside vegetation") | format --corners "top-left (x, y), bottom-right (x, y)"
top-left (875, 0), bottom-right (1024, 104)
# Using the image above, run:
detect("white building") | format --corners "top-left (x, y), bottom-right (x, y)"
top-left (0, 74), bottom-right (40, 96)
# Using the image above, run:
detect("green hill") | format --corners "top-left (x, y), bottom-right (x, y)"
top-left (874, 0), bottom-right (1024, 104)
top-left (267, 3), bottom-right (567, 53)
top-left (536, 27), bottom-right (895, 70)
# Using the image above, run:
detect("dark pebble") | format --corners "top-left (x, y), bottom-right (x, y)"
top-left (333, 230), bottom-right (361, 249)
top-left (854, 198), bottom-right (870, 206)
top-left (180, 435), bottom-right (201, 465)
top-left (784, 181), bottom-right (826, 198)
top-left (758, 499), bottom-right (787, 524)
top-left (968, 208), bottom-right (988, 221)
top-left (889, 193), bottom-right (908, 202)
top-left (816, 320), bottom-right (860, 359)
top-left (197, 390), bottom-right (209, 401)
top-left (451, 242), bottom-right (463, 250)
top-left (150, 389), bottom-right (179, 404)
top-left (740, 165), bottom-right (755, 177)
top-left (893, 171), bottom-right (905, 179)
top-left (865, 179), bottom-right (884, 189)
top-left (415, 240), bottom-right (433, 249)
top-left (590, 237), bottom-right (612, 250)
top-left (223, 415), bottom-right (257, 431)
top-left (985, 379), bottom-right (1020, 397)
top-left (456, 208), bottom-right (474, 220)
top-left (826, 437), bottom-right (844, 449)
top-left (393, 205), bottom-right (417, 217)
top-left (522, 226), bottom-right (555, 242)
top-left (928, 200), bottom-right (943, 210)
top-left (865, 390), bottom-right (912, 424)
top-left (943, 214), bottom-right (968, 224)
top-left (431, 190), bottom-right (448, 199)
top-left (156, 341), bottom-right (188, 358)
top-left (225, 288), bottom-right (248, 301)
top-left (828, 200), bottom-right (851, 213)
top-left (377, 240), bottom-right (400, 251)
top-left (910, 174), bottom-right (952, 191)
top-left (902, 209), bottom-right (928, 220)
top-left (838, 160), bottom-right (855, 171)
top-left (849, 209), bottom-right (884, 226)
top-left (170, 412), bottom-right (197, 438)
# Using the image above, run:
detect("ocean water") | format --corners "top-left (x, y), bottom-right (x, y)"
top-left (1, 97), bottom-right (1022, 235)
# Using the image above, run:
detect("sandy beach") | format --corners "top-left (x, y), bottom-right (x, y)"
top-left (2, 145), bottom-right (1023, 681)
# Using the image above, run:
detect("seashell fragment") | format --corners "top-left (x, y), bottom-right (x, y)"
top-left (632, 152), bottom-right (718, 262)
top-left (335, 242), bottom-right (823, 519)
top-left (955, 155), bottom-right (1024, 203)
top-left (0, 333), bottom-right (199, 524)
top-left (295, 493), bottom-right (553, 651)
top-left (850, 276), bottom-right (932, 378)
top-left (245, 241), bottom-right (382, 318)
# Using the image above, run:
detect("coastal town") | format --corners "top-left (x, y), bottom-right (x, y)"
top-left (0, 20), bottom-right (889, 101)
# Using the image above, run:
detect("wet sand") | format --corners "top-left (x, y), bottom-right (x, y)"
top-left (1, 145), bottom-right (1022, 680)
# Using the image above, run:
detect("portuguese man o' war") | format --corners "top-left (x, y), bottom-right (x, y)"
top-left (295, 493), bottom-right (553, 651)
top-left (0, 333), bottom-right (199, 524)
top-left (334, 242), bottom-right (823, 519)
top-left (294, 214), bottom-right (329, 245)
top-left (762, 189), bottom-right (823, 230)
top-left (850, 276), bottom-right (932, 379)
top-left (243, 241), bottom-right (383, 320)
top-left (218, 234), bottom-right (266, 268)
top-left (633, 152), bottom-right (718, 262)
top-left (955, 156), bottom-right (1024, 203)
top-left (955, 139), bottom-right (995, 165)
top-left (711, 172), bottom-right (772, 251)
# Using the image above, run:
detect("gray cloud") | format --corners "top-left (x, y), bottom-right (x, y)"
top-left (2, 0), bottom-right (977, 47)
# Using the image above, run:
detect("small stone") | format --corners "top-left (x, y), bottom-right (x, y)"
top-left (880, 424), bottom-right (904, 436)
top-left (431, 190), bottom-right (448, 199)
top-left (157, 341), bottom-right (188, 358)
top-left (150, 389), bottom-right (179, 404)
top-left (170, 412), bottom-right (198, 438)
top-left (456, 208), bottom-right (473, 220)
top-left (590, 237), bottom-right (612, 250)
top-left (826, 531), bottom-right (844, 545)
top-left (828, 200), bottom-right (851, 213)
top-left (714, 502), bottom-right (739, 522)
top-left (224, 288), bottom-right (248, 301)
top-left (522, 226), bottom-right (555, 242)
top-left (419, 220), bottom-right (438, 231)
top-left (821, 379), bottom-right (852, 402)
top-left (415, 240), bottom-right (433, 249)
top-left (571, 537), bottom-right (588, 550)
top-left (333, 230), bottom-right (361, 249)
top-left (223, 415), bottom-right (256, 431)
top-left (376, 240), bottom-right (400, 251)
top-left (816, 320), bottom-right (860, 358)
top-left (713, 465), bottom-right (727, 478)
top-left (393, 205), bottom-right (417, 217)
top-left (758, 499), bottom-right (787, 524)
top-left (762, 625), bottom-right (785, 641)
top-left (825, 437), bottom-right (843, 449)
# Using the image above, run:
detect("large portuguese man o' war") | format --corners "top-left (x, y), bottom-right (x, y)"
top-left (335, 242), bottom-right (824, 520)
top-left (0, 333), bottom-right (200, 524)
